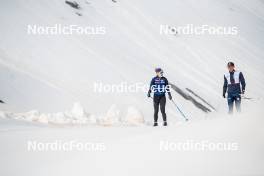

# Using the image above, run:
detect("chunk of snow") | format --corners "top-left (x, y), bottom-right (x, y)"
top-left (38, 113), bottom-right (49, 124)
top-left (88, 114), bottom-right (97, 124)
top-left (100, 104), bottom-right (121, 126)
top-left (124, 106), bottom-right (144, 126)
top-left (24, 110), bottom-right (40, 121)
top-left (0, 103), bottom-right (146, 126)
top-left (70, 102), bottom-right (88, 119)
top-left (0, 111), bottom-right (6, 118)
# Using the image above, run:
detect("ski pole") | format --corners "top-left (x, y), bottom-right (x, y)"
top-left (171, 99), bottom-right (188, 121)
top-left (241, 95), bottom-right (253, 100)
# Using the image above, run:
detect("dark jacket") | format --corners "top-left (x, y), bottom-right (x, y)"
top-left (223, 70), bottom-right (246, 95)
top-left (148, 76), bottom-right (171, 97)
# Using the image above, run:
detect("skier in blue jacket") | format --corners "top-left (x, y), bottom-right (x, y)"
top-left (223, 62), bottom-right (246, 114)
top-left (148, 68), bottom-right (172, 126)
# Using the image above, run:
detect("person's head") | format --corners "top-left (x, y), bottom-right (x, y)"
top-left (227, 62), bottom-right (235, 72)
top-left (155, 68), bottom-right (163, 77)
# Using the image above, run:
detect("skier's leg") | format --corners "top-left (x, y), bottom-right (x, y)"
top-left (235, 95), bottom-right (241, 113)
top-left (153, 96), bottom-right (159, 123)
top-left (160, 96), bottom-right (167, 123)
top-left (227, 95), bottom-right (235, 114)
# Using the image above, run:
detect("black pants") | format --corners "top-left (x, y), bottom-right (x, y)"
top-left (227, 94), bottom-right (241, 114)
top-left (153, 95), bottom-right (166, 122)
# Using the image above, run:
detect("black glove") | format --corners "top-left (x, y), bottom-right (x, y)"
top-left (168, 93), bottom-right (172, 100)
top-left (223, 93), bottom-right (226, 98)
top-left (147, 91), bottom-right (151, 98)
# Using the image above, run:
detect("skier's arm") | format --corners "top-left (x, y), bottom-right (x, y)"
top-left (239, 72), bottom-right (246, 93)
top-left (223, 76), bottom-right (228, 97)
top-left (148, 78), bottom-right (154, 96)
top-left (165, 78), bottom-right (172, 99)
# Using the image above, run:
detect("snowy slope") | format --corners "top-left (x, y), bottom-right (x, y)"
top-left (0, 0), bottom-right (264, 122)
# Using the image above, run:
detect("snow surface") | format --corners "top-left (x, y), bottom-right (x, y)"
top-left (0, 101), bottom-right (263, 176)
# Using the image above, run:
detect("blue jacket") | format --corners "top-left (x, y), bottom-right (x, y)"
top-left (223, 70), bottom-right (246, 95)
top-left (149, 76), bottom-right (171, 97)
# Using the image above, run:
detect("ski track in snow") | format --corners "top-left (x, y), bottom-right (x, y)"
top-left (169, 83), bottom-right (212, 113)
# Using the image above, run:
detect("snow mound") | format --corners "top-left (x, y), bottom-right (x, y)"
top-left (0, 103), bottom-right (94, 125)
top-left (0, 103), bottom-right (145, 126)
top-left (99, 104), bottom-right (121, 126)
top-left (124, 106), bottom-right (145, 126)
top-left (70, 102), bottom-right (89, 119)
top-left (0, 111), bottom-right (7, 118)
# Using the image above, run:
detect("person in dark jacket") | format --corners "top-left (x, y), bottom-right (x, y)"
top-left (148, 68), bottom-right (172, 126)
top-left (223, 62), bottom-right (246, 114)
